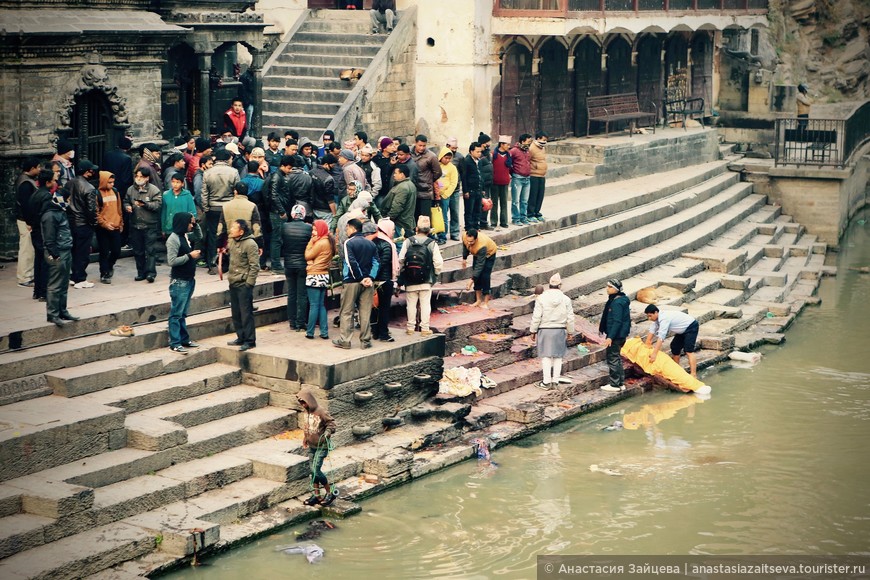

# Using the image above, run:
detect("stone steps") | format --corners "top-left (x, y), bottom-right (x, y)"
top-left (4, 406), bottom-right (294, 491)
top-left (0, 521), bottom-right (154, 580)
top-left (77, 363), bottom-right (243, 414)
top-left (454, 186), bottom-right (762, 304)
top-left (261, 11), bottom-right (389, 137)
top-left (0, 295), bottom-right (289, 392)
top-left (0, 272), bottom-right (287, 358)
top-left (439, 171), bottom-right (741, 284)
top-left (0, 406), bottom-right (296, 562)
top-left (45, 347), bottom-right (219, 399)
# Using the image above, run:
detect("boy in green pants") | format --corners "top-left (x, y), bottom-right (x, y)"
top-left (297, 388), bottom-right (338, 506)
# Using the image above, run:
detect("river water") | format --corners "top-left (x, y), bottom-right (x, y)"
top-left (166, 210), bottom-right (870, 580)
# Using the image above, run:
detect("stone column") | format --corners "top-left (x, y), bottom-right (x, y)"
top-left (249, 50), bottom-right (265, 141)
top-left (198, 52), bottom-right (212, 137)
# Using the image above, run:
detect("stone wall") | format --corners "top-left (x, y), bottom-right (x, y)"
top-left (765, 144), bottom-right (870, 245)
top-left (0, 59), bottom-right (165, 259)
top-left (358, 35), bottom-right (417, 141)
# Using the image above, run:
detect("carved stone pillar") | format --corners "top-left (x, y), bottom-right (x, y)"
top-left (249, 50), bottom-right (265, 140)
top-left (198, 52), bottom-right (212, 137)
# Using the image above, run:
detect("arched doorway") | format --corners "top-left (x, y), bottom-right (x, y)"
top-left (538, 39), bottom-right (573, 139)
top-left (69, 90), bottom-right (113, 166)
top-left (498, 43), bottom-right (536, 140)
top-left (691, 32), bottom-right (713, 115)
top-left (606, 36), bottom-right (633, 95)
top-left (573, 38), bottom-right (602, 136)
top-left (636, 35), bottom-right (663, 122)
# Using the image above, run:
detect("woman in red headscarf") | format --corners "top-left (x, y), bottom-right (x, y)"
top-left (304, 219), bottom-right (336, 339)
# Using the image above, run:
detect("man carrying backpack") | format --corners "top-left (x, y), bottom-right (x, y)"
top-left (398, 215), bottom-right (443, 335)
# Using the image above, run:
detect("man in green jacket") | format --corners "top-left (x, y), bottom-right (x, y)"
top-left (225, 219), bottom-right (260, 351)
top-left (161, 172), bottom-right (196, 237)
top-left (380, 163), bottom-right (416, 240)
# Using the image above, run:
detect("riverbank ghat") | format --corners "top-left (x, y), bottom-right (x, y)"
top-left (0, 128), bottom-right (838, 579)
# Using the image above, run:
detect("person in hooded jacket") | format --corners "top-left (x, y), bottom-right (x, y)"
top-left (95, 171), bottom-right (124, 284)
top-left (599, 278), bottom-right (631, 392)
top-left (166, 212), bottom-right (202, 354)
top-left (297, 388), bottom-right (337, 506)
top-left (435, 146), bottom-right (459, 244)
top-left (529, 273), bottom-right (575, 390)
top-left (282, 204), bottom-right (313, 331)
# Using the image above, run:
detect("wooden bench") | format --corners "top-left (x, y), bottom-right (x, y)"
top-left (665, 96), bottom-right (705, 129)
top-left (586, 93), bottom-right (657, 138)
top-left (783, 128), bottom-right (838, 162)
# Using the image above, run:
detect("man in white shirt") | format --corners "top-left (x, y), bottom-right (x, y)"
top-left (644, 304), bottom-right (700, 378)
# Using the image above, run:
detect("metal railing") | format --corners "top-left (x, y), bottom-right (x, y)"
top-left (774, 101), bottom-right (870, 168)
top-left (493, 0), bottom-right (767, 14)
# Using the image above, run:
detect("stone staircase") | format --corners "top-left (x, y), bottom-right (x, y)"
top-left (262, 10), bottom-right (388, 137)
top-left (0, 131), bottom-right (833, 578)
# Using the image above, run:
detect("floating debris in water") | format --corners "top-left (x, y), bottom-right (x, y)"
top-left (601, 420), bottom-right (624, 431)
top-left (589, 464), bottom-right (623, 476)
top-left (277, 544), bottom-right (324, 564)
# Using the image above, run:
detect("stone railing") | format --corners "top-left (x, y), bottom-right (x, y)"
top-left (325, 4), bottom-right (418, 141)
top-left (493, 0), bottom-right (767, 15)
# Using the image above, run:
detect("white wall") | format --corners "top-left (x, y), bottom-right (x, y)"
top-left (413, 0), bottom-right (496, 149)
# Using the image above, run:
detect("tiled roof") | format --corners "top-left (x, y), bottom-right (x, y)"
top-left (0, 9), bottom-right (188, 35)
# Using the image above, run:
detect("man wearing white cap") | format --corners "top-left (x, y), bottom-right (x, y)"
top-left (530, 273), bottom-right (575, 390)
top-left (491, 136), bottom-right (513, 229)
top-left (600, 278), bottom-right (631, 392)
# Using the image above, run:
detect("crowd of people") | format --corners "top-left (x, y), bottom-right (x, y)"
top-left (14, 115), bottom-right (555, 347)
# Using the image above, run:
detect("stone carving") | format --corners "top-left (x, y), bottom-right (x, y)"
top-left (168, 11), bottom-right (263, 24)
top-left (57, 53), bottom-right (129, 129)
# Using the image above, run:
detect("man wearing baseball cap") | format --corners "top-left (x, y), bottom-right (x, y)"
top-left (600, 278), bottom-right (631, 392)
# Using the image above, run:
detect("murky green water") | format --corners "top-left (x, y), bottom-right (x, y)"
top-left (166, 210), bottom-right (870, 579)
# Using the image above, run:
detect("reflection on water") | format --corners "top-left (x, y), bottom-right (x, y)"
top-left (166, 211), bottom-right (870, 579)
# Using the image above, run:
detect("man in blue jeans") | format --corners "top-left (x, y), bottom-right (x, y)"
top-left (509, 134), bottom-right (532, 225)
top-left (165, 212), bottom-right (201, 354)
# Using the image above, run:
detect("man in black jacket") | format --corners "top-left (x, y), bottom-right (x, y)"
top-left (66, 160), bottom-right (99, 288)
top-left (27, 169), bottom-right (56, 302)
top-left (270, 155), bottom-right (313, 270)
top-left (15, 157), bottom-right (40, 288)
top-left (461, 142), bottom-right (483, 234)
top-left (281, 204), bottom-right (313, 331)
top-left (599, 278), bottom-right (631, 392)
top-left (41, 170), bottom-right (79, 326)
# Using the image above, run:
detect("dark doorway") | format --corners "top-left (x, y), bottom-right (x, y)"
top-left (539, 39), bottom-right (573, 139)
top-left (498, 43), bottom-right (536, 140)
top-left (691, 32), bottom-right (712, 115)
top-left (636, 34), bottom-right (663, 123)
top-left (69, 90), bottom-right (113, 167)
top-left (665, 33), bottom-right (689, 78)
top-left (605, 36), bottom-right (633, 95)
top-left (163, 43), bottom-right (198, 139)
top-left (573, 38), bottom-right (602, 136)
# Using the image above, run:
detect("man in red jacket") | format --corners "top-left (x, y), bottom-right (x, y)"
top-left (509, 134), bottom-right (532, 226)
top-left (491, 136), bottom-right (513, 229)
